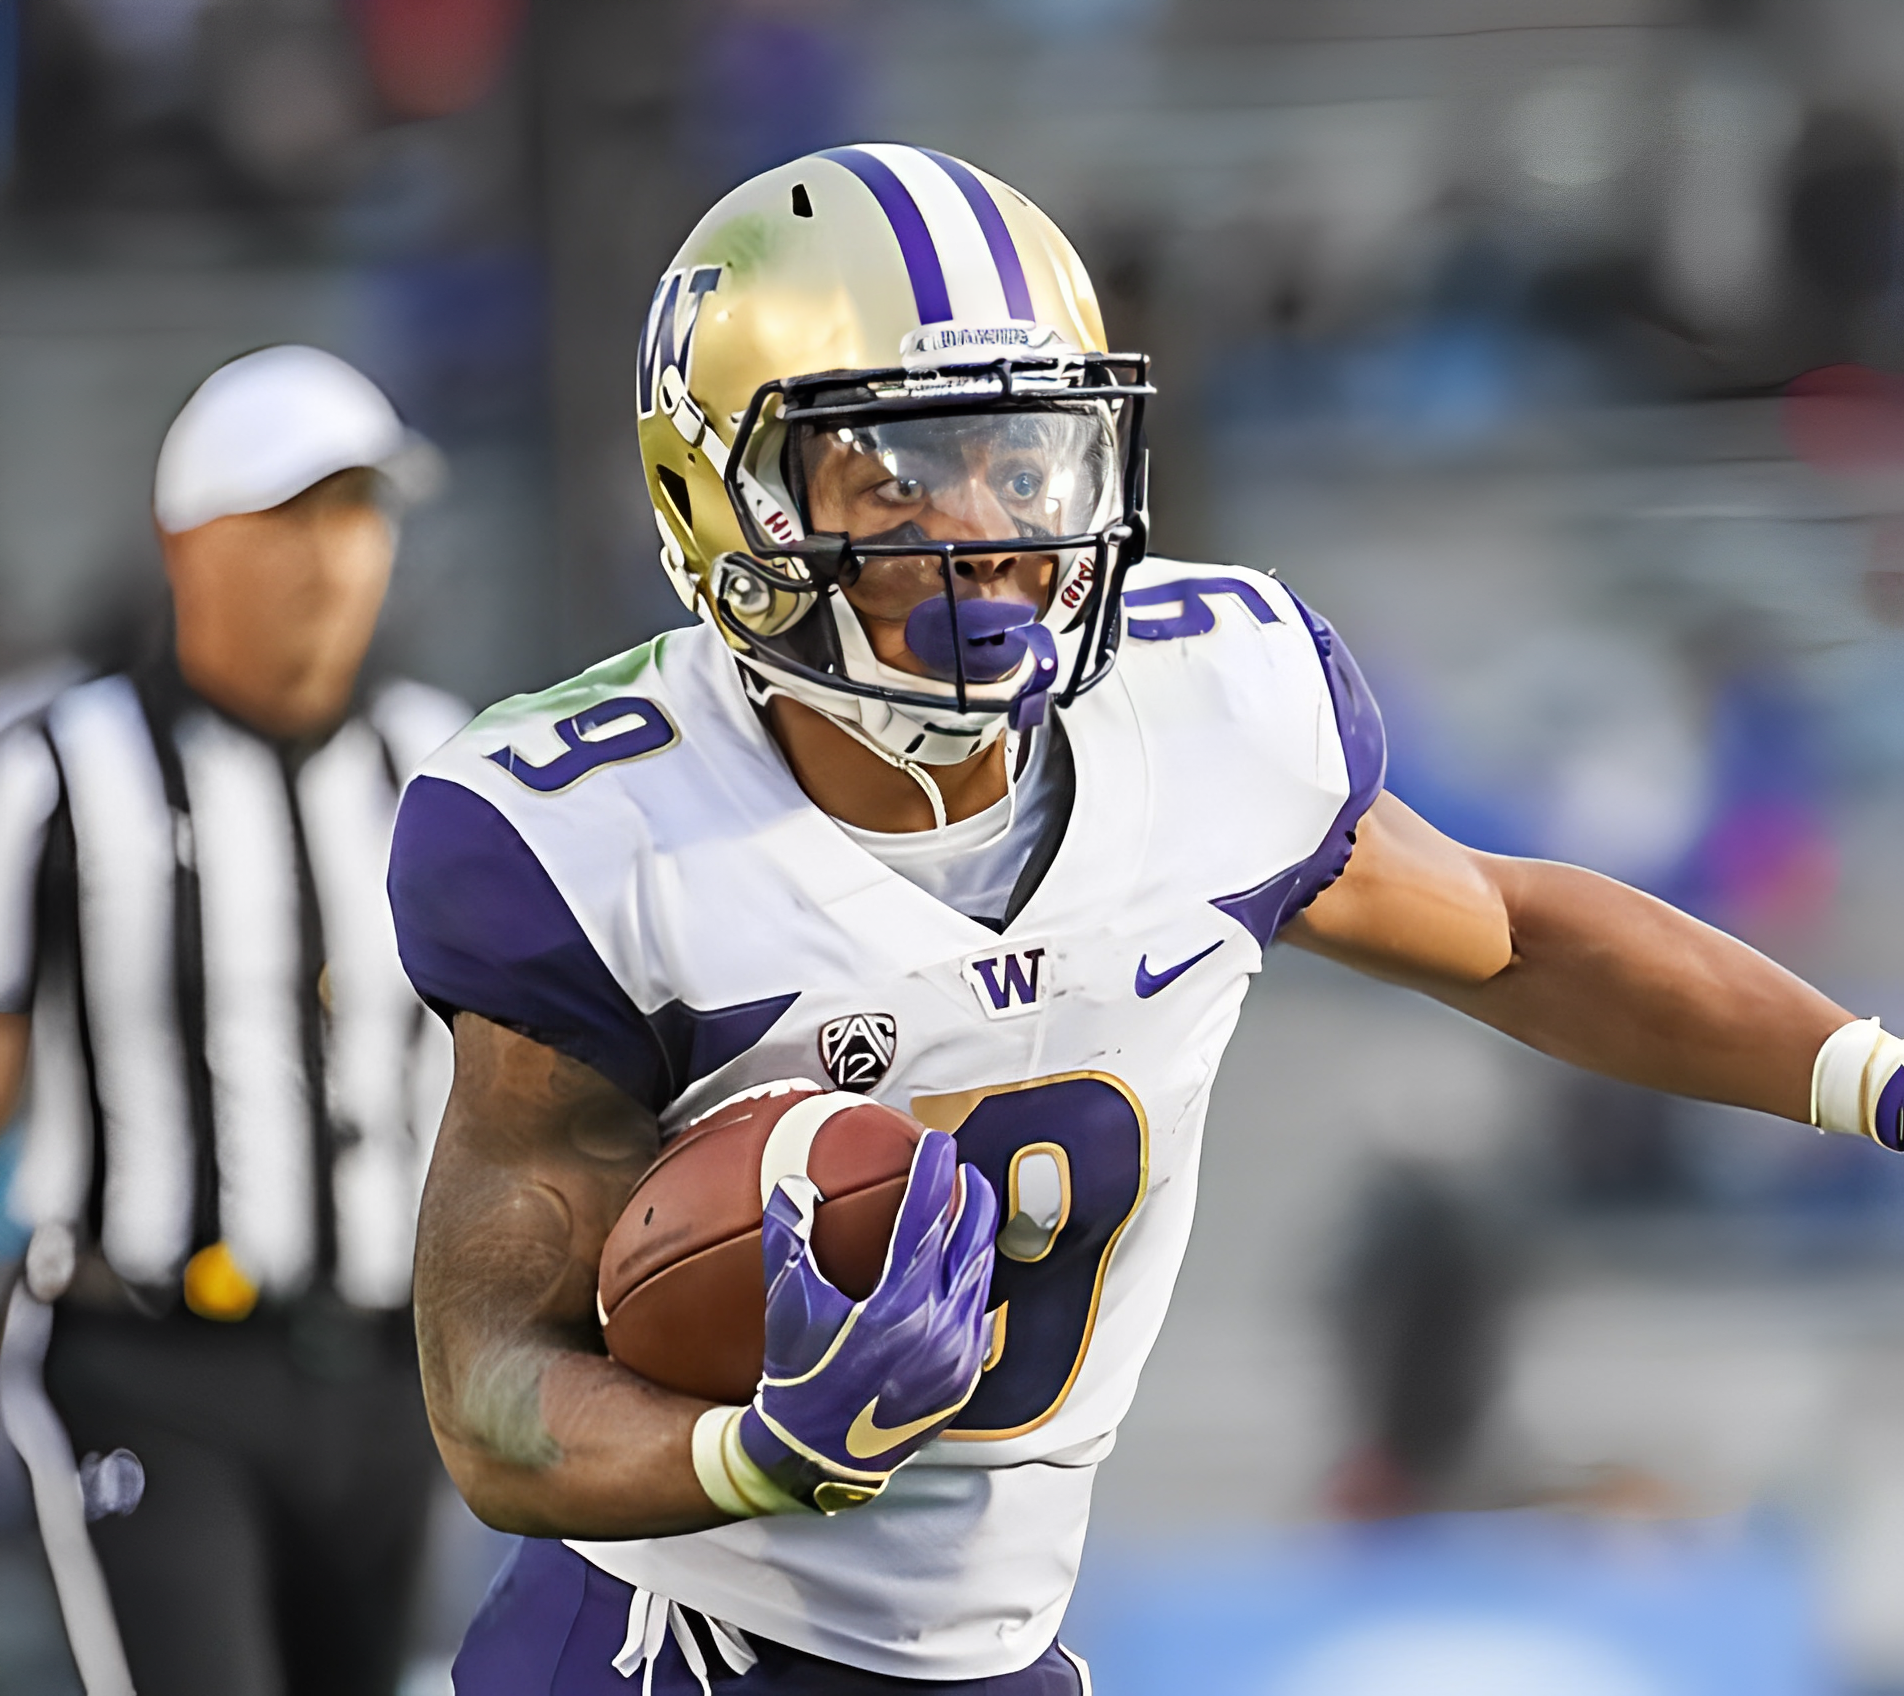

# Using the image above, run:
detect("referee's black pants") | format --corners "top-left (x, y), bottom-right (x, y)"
top-left (43, 1300), bottom-right (439, 1696)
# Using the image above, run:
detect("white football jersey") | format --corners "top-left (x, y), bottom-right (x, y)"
top-left (389, 556), bottom-right (1384, 1679)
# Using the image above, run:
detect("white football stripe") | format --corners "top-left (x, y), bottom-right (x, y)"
top-left (367, 677), bottom-right (470, 784)
top-left (10, 946), bottom-right (92, 1239)
top-left (407, 1009), bottom-right (454, 1170)
top-left (758, 1090), bottom-right (864, 1207)
top-left (299, 719), bottom-right (415, 1307)
top-left (177, 709), bottom-right (314, 1294)
top-left (858, 144), bottom-right (1011, 327)
top-left (47, 678), bottom-right (195, 1284)
top-left (0, 730), bottom-right (57, 1011)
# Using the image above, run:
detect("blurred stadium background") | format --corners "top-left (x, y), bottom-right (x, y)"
top-left (9, 0), bottom-right (1904, 1690)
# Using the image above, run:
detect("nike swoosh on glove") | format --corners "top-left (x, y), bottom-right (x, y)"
top-left (736, 1129), bottom-right (998, 1513)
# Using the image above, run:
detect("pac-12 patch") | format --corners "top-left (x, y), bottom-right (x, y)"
top-left (818, 1012), bottom-right (898, 1092)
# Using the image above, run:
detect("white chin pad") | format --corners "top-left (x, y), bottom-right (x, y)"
top-left (829, 593), bottom-right (1029, 708)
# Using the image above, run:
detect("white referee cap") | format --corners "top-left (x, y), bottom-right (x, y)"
top-left (153, 345), bottom-right (443, 535)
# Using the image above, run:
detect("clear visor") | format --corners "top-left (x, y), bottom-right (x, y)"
top-left (766, 405), bottom-right (1116, 697)
top-left (791, 403), bottom-right (1120, 552)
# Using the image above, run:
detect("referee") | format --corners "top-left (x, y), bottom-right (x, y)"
top-left (0, 346), bottom-right (468, 1695)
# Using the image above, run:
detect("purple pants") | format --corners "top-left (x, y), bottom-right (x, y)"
top-left (453, 1540), bottom-right (1088, 1695)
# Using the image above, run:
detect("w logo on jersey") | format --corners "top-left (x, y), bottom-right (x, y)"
top-left (638, 264), bottom-right (721, 422)
top-left (962, 946), bottom-right (1048, 1019)
top-left (818, 1012), bottom-right (898, 1092)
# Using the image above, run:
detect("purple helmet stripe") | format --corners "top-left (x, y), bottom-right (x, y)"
top-left (821, 147), bottom-right (953, 326)
top-left (920, 149), bottom-right (1035, 322)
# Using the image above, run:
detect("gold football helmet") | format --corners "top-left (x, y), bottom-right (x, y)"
top-left (637, 144), bottom-right (1151, 766)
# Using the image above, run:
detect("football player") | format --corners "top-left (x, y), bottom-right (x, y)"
top-left (388, 146), bottom-right (1892, 1693)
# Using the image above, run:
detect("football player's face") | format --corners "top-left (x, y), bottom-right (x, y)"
top-left (799, 411), bottom-right (1106, 674)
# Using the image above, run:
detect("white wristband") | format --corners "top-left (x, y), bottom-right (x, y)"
top-left (1811, 1017), bottom-right (1904, 1146)
top-left (691, 1406), bottom-right (755, 1517)
top-left (689, 1406), bottom-right (808, 1519)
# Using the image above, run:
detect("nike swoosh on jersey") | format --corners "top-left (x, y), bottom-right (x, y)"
top-left (1134, 940), bottom-right (1223, 999)
top-left (844, 1394), bottom-right (966, 1460)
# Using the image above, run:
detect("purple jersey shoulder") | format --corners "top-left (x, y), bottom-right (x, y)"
top-left (387, 775), bottom-right (794, 1112)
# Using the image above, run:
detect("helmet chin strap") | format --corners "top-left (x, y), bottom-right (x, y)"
top-left (742, 667), bottom-right (1033, 833)
top-left (821, 709), bottom-right (1027, 840)
top-left (737, 649), bottom-right (1009, 764)
top-left (738, 662), bottom-right (1030, 835)
top-left (827, 708), bottom-right (953, 829)
top-left (731, 591), bottom-right (1023, 768)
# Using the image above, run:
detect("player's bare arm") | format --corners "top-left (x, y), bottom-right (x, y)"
top-left (414, 1013), bottom-right (726, 1540)
top-left (1287, 791), bottom-right (1850, 1125)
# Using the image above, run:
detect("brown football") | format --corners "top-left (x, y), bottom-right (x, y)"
top-left (598, 1080), bottom-right (924, 1403)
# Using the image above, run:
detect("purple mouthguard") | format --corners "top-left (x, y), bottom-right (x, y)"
top-left (903, 597), bottom-right (1039, 684)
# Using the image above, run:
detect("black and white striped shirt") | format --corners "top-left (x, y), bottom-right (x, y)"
top-left (0, 656), bottom-right (467, 1310)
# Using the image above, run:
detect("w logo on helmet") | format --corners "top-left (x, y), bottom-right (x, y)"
top-left (638, 264), bottom-right (722, 422)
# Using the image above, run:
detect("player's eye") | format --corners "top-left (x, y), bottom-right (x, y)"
top-left (1002, 468), bottom-right (1043, 502)
top-left (873, 476), bottom-right (925, 504)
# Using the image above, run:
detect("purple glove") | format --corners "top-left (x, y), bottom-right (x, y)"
top-left (737, 1129), bottom-right (998, 1512)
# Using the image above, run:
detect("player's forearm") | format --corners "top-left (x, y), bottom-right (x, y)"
top-left (414, 1013), bottom-right (721, 1535)
top-left (1422, 856), bottom-right (1847, 1122)
top-left (413, 1174), bottom-right (732, 1538)
top-left (413, 1199), bottom-right (729, 1537)
top-left (426, 1337), bottom-right (728, 1539)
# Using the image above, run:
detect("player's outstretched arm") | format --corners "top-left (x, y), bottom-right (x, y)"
top-left (1284, 792), bottom-right (1851, 1125)
top-left (413, 1013), bottom-right (730, 1540)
